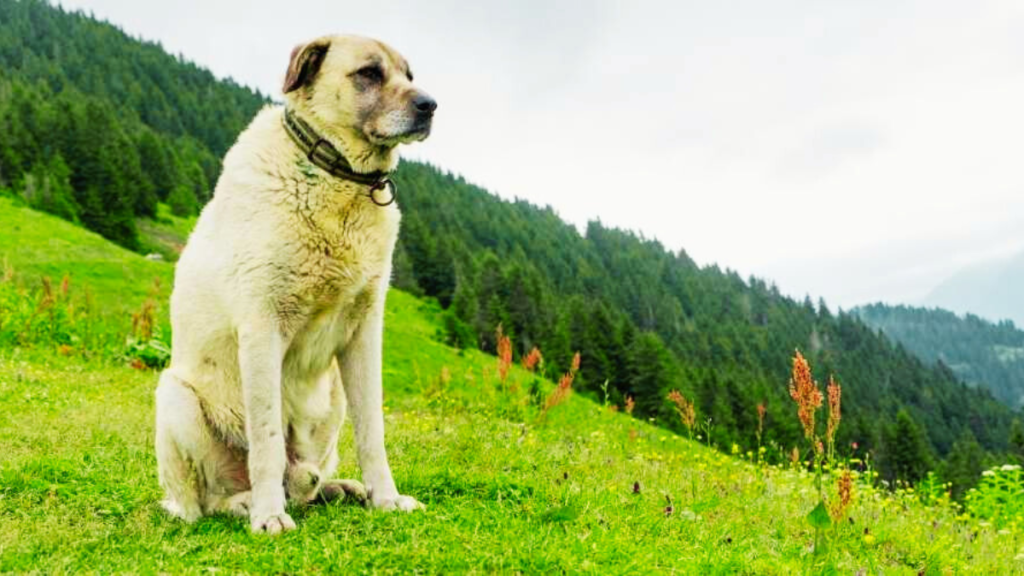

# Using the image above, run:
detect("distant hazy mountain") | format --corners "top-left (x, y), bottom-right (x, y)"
top-left (923, 250), bottom-right (1024, 327)
top-left (855, 303), bottom-right (1024, 409)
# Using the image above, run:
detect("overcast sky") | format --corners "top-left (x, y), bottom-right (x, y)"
top-left (57, 0), bottom-right (1024, 309)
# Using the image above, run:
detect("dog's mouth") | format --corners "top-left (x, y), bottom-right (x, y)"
top-left (369, 121), bottom-right (432, 146)
top-left (404, 119), bottom-right (432, 141)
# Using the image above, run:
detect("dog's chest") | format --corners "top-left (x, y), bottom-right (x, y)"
top-left (298, 194), bottom-right (396, 300)
top-left (279, 188), bottom-right (398, 379)
top-left (283, 288), bottom-right (372, 383)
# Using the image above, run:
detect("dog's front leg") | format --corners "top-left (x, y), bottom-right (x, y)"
top-left (238, 323), bottom-right (294, 534)
top-left (339, 297), bottom-right (423, 512)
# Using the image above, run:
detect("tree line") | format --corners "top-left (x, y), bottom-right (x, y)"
top-left (856, 303), bottom-right (1024, 409)
top-left (390, 161), bottom-right (1023, 494)
top-left (0, 0), bottom-right (266, 248)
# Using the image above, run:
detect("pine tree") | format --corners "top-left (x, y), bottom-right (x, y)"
top-left (449, 266), bottom-right (479, 327)
top-left (185, 161), bottom-right (210, 204)
top-left (943, 429), bottom-right (986, 500)
top-left (137, 129), bottom-right (178, 200)
top-left (167, 183), bottom-right (198, 217)
top-left (22, 154), bottom-right (79, 223)
top-left (1009, 419), bottom-right (1024, 465)
top-left (391, 241), bottom-right (422, 296)
top-left (627, 332), bottom-right (680, 418)
top-left (471, 252), bottom-right (507, 351)
top-left (503, 260), bottom-right (551, 355)
top-left (886, 410), bottom-right (933, 484)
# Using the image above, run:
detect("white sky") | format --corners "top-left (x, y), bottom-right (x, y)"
top-left (57, 0), bottom-right (1024, 309)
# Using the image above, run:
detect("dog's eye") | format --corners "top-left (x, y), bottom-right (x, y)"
top-left (355, 65), bottom-right (384, 83)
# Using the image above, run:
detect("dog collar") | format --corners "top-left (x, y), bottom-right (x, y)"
top-left (282, 108), bottom-right (397, 206)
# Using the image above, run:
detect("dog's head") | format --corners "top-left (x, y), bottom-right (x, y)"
top-left (283, 35), bottom-right (436, 150)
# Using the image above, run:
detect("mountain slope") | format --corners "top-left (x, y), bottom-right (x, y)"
top-left (0, 203), bottom-right (1017, 572)
top-left (855, 303), bottom-right (1024, 409)
top-left (391, 162), bottom-right (1020, 469)
top-left (923, 250), bottom-right (1024, 328)
top-left (0, 0), bottom-right (1019, 479)
top-left (0, 0), bottom-right (268, 248)
top-left (0, 0), bottom-right (267, 157)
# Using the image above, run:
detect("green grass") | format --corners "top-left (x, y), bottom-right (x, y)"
top-left (1, 202), bottom-right (1023, 574)
top-left (0, 196), bottom-right (173, 317)
top-left (136, 203), bottom-right (197, 263)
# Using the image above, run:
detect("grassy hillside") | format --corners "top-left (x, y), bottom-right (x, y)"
top-left (2, 0), bottom-right (1015, 479)
top-left (1, 204), bottom-right (1022, 573)
top-left (2, 0), bottom-right (1017, 475)
top-left (136, 202), bottom-right (197, 262)
top-left (0, 195), bottom-right (172, 315)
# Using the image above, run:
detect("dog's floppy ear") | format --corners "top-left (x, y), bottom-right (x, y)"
top-left (283, 38), bottom-right (331, 94)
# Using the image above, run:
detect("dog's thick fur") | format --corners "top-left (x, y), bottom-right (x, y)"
top-left (155, 35), bottom-right (435, 534)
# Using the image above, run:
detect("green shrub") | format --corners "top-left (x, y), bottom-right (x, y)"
top-left (917, 471), bottom-right (953, 507)
top-left (167, 183), bottom-right (199, 217)
top-left (122, 331), bottom-right (171, 369)
top-left (442, 309), bottom-right (477, 349)
top-left (120, 298), bottom-right (171, 369)
top-left (0, 273), bottom-right (85, 350)
top-left (0, 267), bottom-right (156, 360)
top-left (964, 464), bottom-right (1024, 529)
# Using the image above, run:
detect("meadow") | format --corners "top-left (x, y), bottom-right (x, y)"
top-left (1, 197), bottom-right (1022, 574)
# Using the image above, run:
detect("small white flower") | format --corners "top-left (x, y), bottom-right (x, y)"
top-left (680, 509), bottom-right (701, 521)
top-left (1001, 464), bottom-right (1022, 471)
top-left (982, 470), bottom-right (997, 477)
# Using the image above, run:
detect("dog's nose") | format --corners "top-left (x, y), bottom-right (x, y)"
top-left (413, 93), bottom-right (437, 114)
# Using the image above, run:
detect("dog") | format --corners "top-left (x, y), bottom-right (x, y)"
top-left (154, 34), bottom-right (436, 534)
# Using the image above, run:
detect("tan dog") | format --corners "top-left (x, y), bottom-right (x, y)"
top-left (154, 35), bottom-right (436, 534)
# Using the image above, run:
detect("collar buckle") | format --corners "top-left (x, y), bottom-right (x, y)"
top-left (308, 138), bottom-right (331, 163)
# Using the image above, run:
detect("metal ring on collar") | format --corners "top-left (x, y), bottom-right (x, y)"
top-left (368, 179), bottom-right (397, 206)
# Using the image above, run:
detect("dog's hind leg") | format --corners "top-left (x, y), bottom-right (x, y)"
top-left (318, 478), bottom-right (368, 505)
top-left (155, 370), bottom-right (215, 523)
top-left (207, 491), bottom-right (252, 518)
top-left (287, 362), bottom-right (365, 506)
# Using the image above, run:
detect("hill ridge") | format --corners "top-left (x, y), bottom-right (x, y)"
top-left (855, 301), bottom-right (1024, 409)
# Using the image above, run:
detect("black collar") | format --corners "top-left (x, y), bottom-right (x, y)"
top-left (282, 108), bottom-right (397, 206)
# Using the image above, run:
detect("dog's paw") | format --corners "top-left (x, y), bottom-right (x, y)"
top-left (221, 492), bottom-right (252, 517)
top-left (250, 511), bottom-right (296, 535)
top-left (161, 498), bottom-right (202, 523)
top-left (371, 494), bottom-right (425, 512)
top-left (318, 479), bottom-right (368, 505)
top-left (285, 461), bottom-right (323, 504)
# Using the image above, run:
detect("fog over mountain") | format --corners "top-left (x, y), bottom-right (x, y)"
top-left (924, 249), bottom-right (1024, 327)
